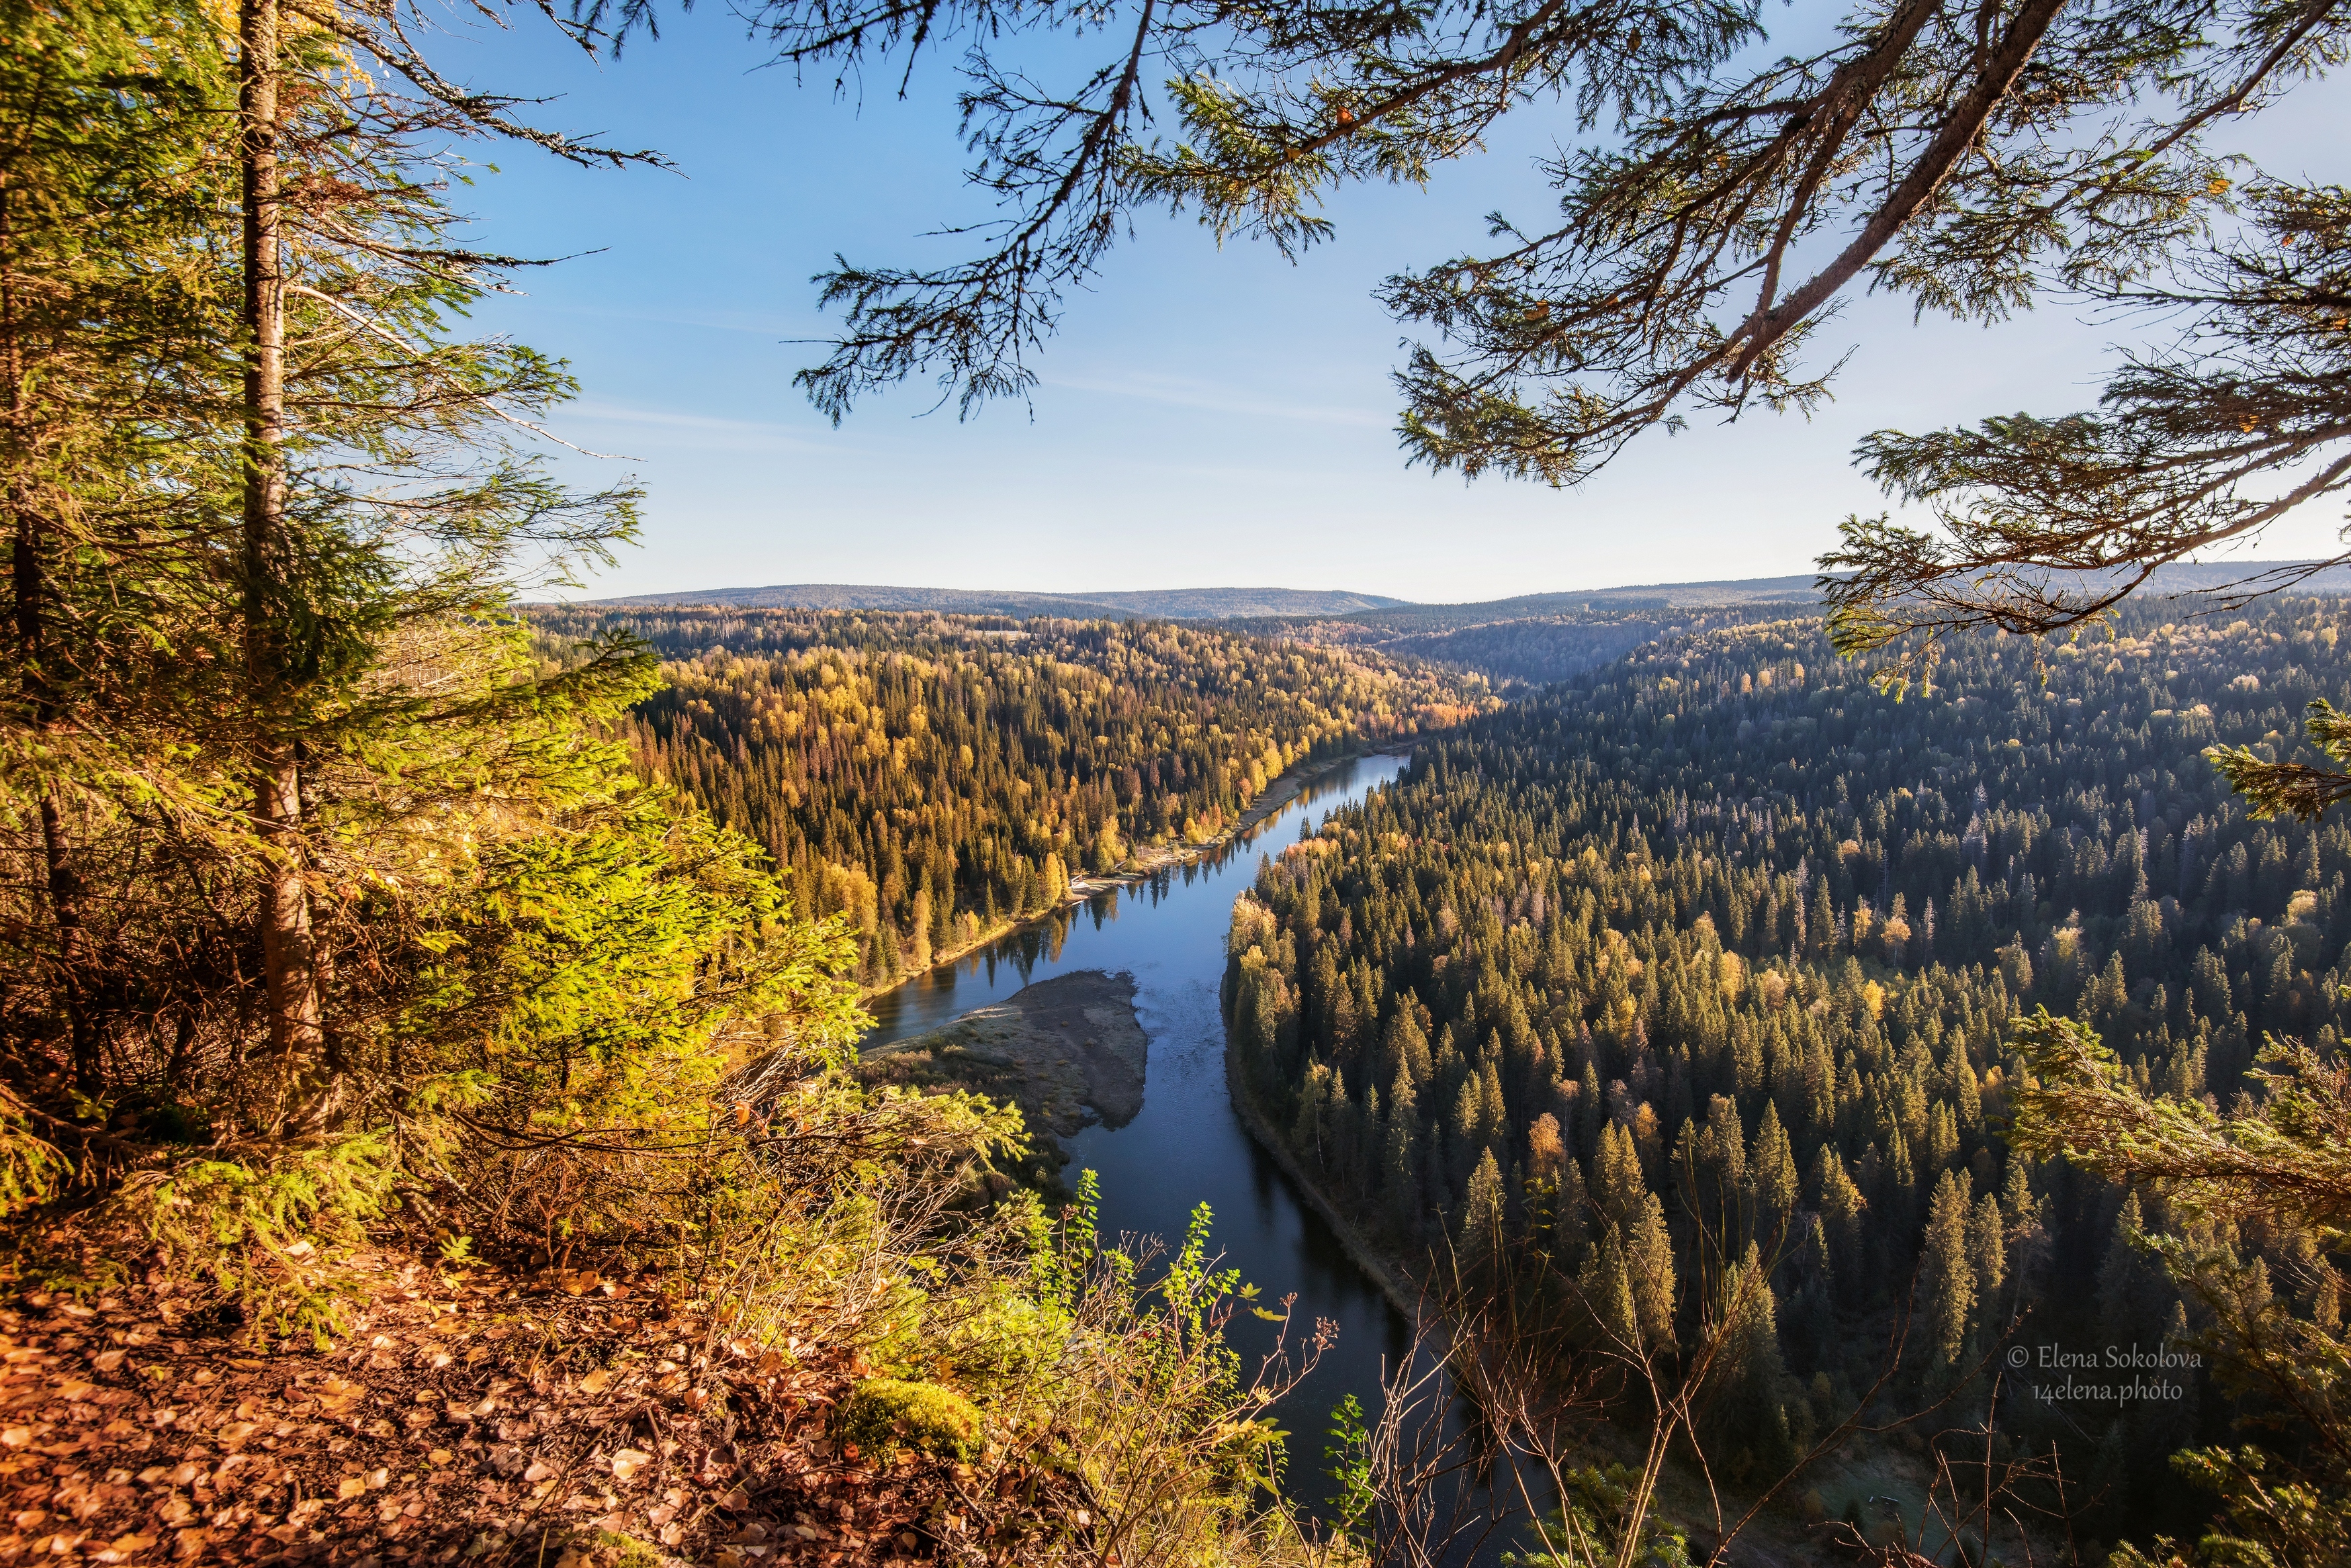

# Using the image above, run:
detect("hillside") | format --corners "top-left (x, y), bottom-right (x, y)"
top-left (1225, 595), bottom-right (2351, 1547)
top-left (33, 0), bottom-right (2351, 1560)
top-left (1218, 565), bottom-right (2351, 690)
top-left (529, 605), bottom-right (1493, 989)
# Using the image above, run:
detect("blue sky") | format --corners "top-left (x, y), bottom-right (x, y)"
top-left (436, 7), bottom-right (2351, 604)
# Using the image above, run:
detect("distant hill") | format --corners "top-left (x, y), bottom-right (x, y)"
top-left (1231, 561), bottom-right (2351, 687)
top-left (573, 562), bottom-right (2351, 627)
top-left (1067, 587), bottom-right (1409, 617)
top-left (580, 583), bottom-right (1408, 619)
top-left (583, 584), bottom-right (1130, 618)
top-left (1311, 563), bottom-right (2351, 631)
top-left (1280, 577), bottom-right (1823, 637)
top-left (2136, 560), bottom-right (2351, 596)
top-left (1412, 575), bottom-right (1826, 614)
top-left (1296, 563), bottom-right (2351, 637)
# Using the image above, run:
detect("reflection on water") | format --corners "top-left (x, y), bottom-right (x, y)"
top-left (860, 756), bottom-right (1419, 1455)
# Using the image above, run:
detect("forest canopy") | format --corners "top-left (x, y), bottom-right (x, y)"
top-left (1226, 594), bottom-right (2351, 1551)
top-left (531, 605), bottom-right (1494, 986)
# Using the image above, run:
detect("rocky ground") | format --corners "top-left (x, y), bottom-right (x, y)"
top-left (0, 1252), bottom-right (1087, 1567)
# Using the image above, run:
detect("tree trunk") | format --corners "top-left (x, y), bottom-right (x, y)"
top-left (240, 0), bottom-right (327, 1132)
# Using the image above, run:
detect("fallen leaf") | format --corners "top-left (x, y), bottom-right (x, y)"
top-left (216, 1422), bottom-right (256, 1450)
top-left (610, 1447), bottom-right (654, 1483)
top-left (337, 1477), bottom-right (366, 1500)
top-left (89, 1352), bottom-right (126, 1374)
top-left (577, 1369), bottom-right (610, 1394)
top-left (427, 1449), bottom-right (452, 1466)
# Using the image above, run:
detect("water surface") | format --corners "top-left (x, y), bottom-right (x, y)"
top-left (862, 755), bottom-right (1418, 1446)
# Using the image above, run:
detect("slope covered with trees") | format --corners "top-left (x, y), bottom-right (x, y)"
top-left (0, 7), bottom-right (1372, 1565)
top-left (534, 606), bottom-right (1493, 988)
top-left (1240, 604), bottom-right (1800, 690)
top-left (1227, 596), bottom-right (2351, 1542)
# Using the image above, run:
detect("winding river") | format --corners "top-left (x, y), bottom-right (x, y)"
top-left (860, 753), bottom-right (1417, 1451)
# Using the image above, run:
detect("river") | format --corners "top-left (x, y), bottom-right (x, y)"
top-left (860, 753), bottom-right (1418, 1466)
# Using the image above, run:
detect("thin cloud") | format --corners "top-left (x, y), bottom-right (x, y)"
top-left (1043, 371), bottom-right (1391, 429)
top-left (562, 401), bottom-right (845, 454)
top-left (520, 299), bottom-right (813, 338)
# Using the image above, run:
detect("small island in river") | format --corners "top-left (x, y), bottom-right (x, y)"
top-left (857, 969), bottom-right (1149, 1193)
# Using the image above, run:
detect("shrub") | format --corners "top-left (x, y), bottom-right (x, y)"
top-left (835, 1377), bottom-right (983, 1461)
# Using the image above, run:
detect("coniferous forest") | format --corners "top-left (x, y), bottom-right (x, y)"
top-left (1226, 596), bottom-right (2351, 1546)
top-left (533, 606), bottom-right (1493, 986)
top-left (9, 0), bottom-right (2351, 1560)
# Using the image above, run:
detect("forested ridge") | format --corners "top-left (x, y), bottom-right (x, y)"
top-left (533, 606), bottom-right (1493, 988)
top-left (1226, 596), bottom-right (2351, 1544)
top-left (1245, 606), bottom-right (1798, 690)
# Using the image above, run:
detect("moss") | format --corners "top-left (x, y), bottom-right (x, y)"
top-left (553, 1529), bottom-right (666, 1568)
top-left (834, 1377), bottom-right (983, 1461)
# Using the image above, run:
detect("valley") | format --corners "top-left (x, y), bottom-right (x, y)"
top-left (15, 4), bottom-right (2351, 1562)
top-left (570, 585), bottom-right (2351, 1563)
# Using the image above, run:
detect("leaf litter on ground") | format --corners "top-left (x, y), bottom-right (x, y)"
top-left (0, 1249), bottom-right (1088, 1567)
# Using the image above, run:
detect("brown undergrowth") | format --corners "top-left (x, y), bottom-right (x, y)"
top-left (0, 1248), bottom-right (1094, 1568)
